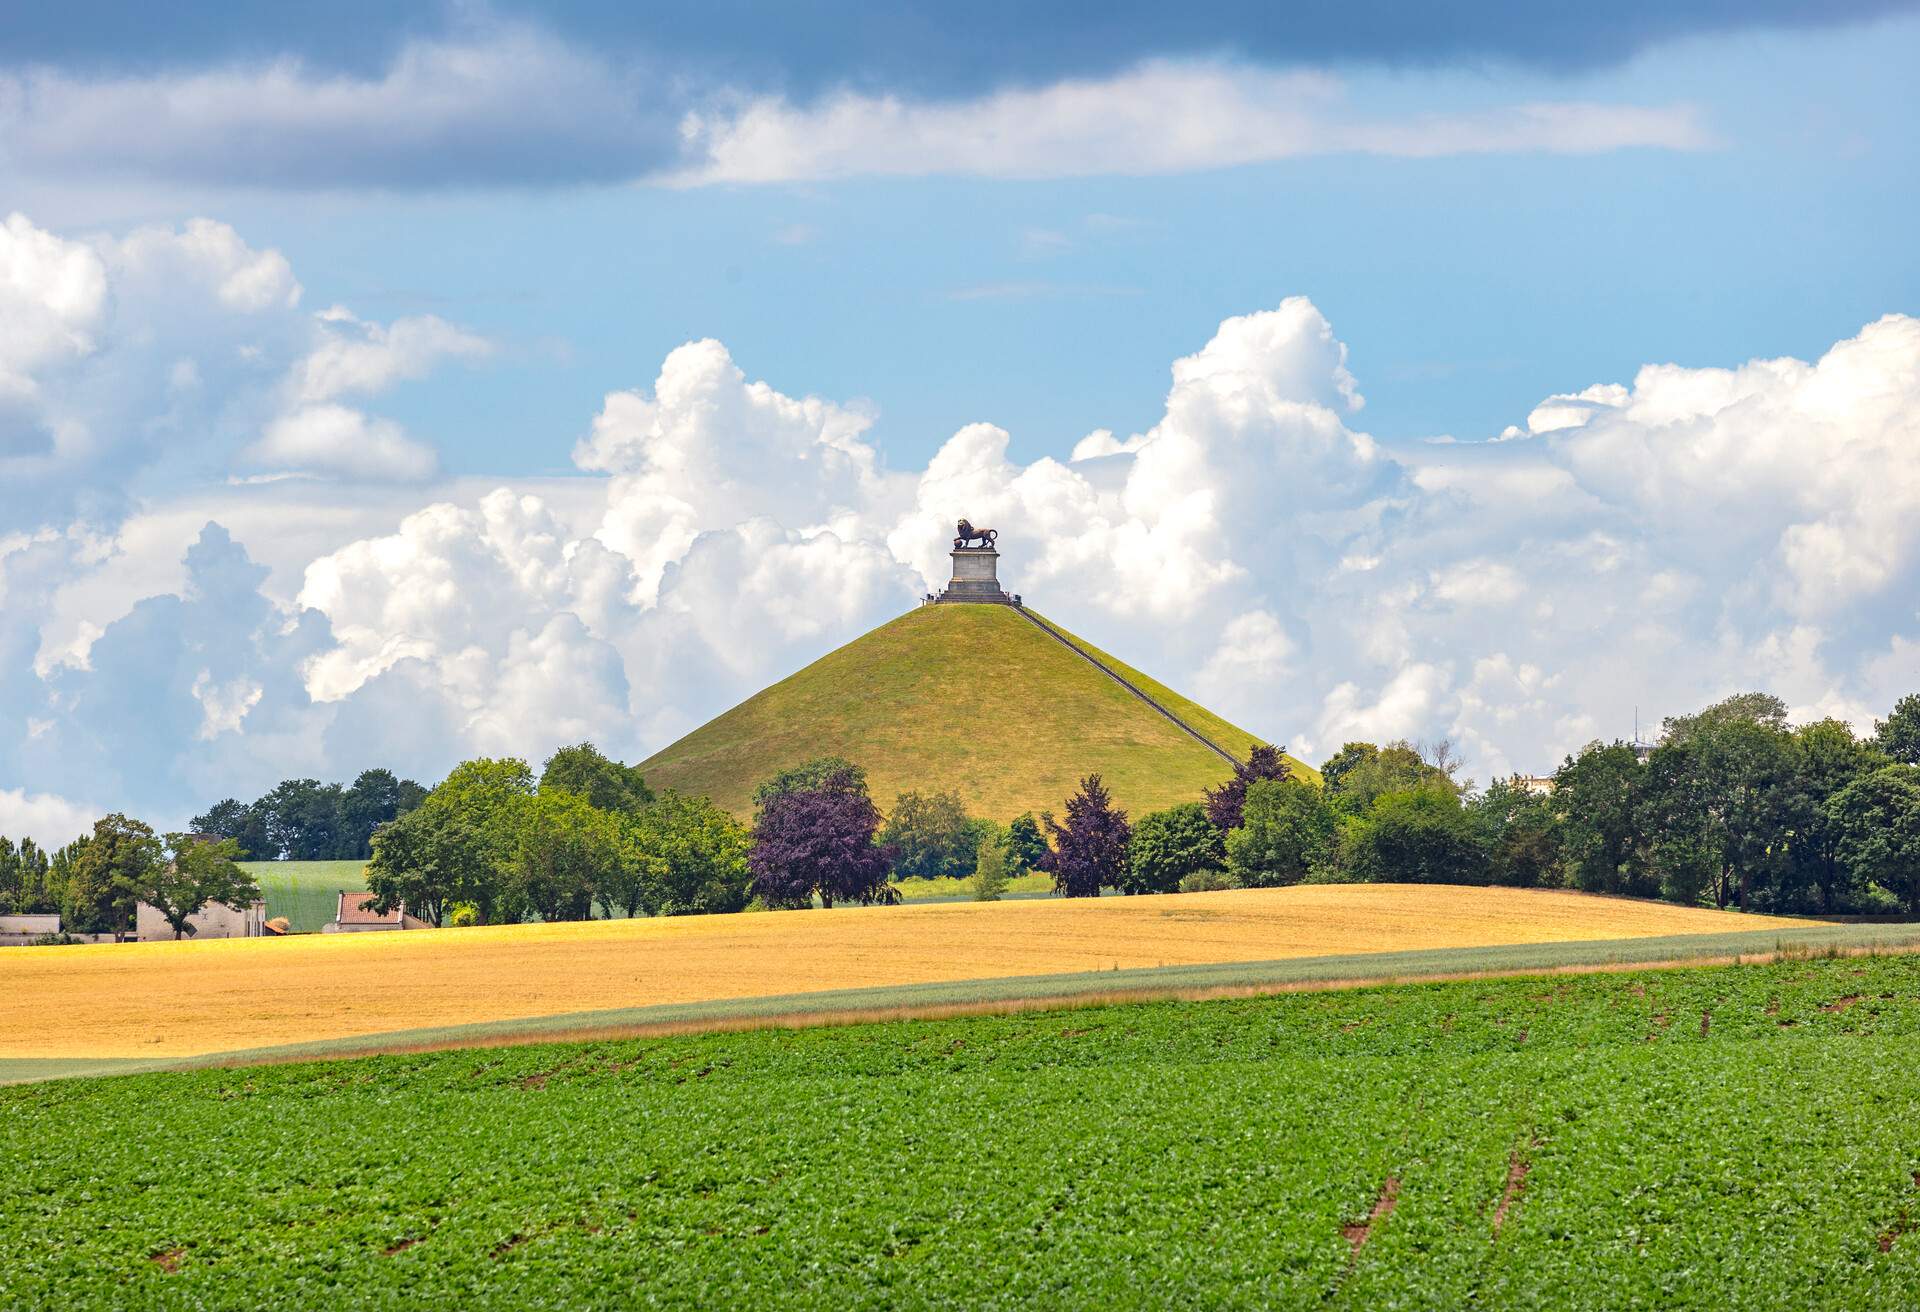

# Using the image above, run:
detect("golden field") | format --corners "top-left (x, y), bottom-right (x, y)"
top-left (0, 887), bottom-right (1812, 1060)
top-left (0, 886), bottom-right (1820, 1061)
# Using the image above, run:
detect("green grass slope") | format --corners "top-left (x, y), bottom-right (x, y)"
top-left (7, 955), bottom-right (1920, 1308)
top-left (638, 604), bottom-right (1305, 820)
top-left (240, 860), bottom-right (367, 932)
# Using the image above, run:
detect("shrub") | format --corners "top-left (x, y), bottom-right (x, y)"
top-left (1123, 803), bottom-right (1223, 895)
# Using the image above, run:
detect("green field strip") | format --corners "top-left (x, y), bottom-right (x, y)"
top-left (25, 919), bottom-right (1912, 1082)
top-left (10, 953), bottom-right (1920, 1306)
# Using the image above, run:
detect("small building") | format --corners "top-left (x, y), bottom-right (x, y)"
top-left (0, 913), bottom-right (118, 946)
top-left (322, 891), bottom-right (430, 933)
top-left (1510, 774), bottom-right (1556, 797)
top-left (135, 899), bottom-right (268, 942)
top-left (0, 913), bottom-right (64, 946)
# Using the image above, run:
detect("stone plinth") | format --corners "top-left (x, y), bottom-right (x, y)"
top-left (936, 547), bottom-right (1013, 604)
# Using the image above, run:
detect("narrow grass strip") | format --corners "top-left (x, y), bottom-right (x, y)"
top-left (8, 919), bottom-right (1912, 1084)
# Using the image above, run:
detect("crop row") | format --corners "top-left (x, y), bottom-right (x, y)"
top-left (5, 955), bottom-right (1920, 1308)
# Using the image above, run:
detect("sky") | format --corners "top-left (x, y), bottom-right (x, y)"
top-left (2, 0), bottom-right (1918, 842)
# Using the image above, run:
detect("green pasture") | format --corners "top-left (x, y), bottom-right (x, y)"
top-left (8, 946), bottom-right (1920, 1307)
top-left (240, 860), bottom-right (366, 932)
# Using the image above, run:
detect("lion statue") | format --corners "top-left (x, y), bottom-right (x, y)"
top-left (954, 519), bottom-right (998, 549)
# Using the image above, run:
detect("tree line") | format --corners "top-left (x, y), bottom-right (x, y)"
top-left (191, 769), bottom-right (427, 862)
top-left (727, 690), bottom-right (1920, 914)
top-left (363, 744), bottom-right (751, 926)
top-left (0, 819), bottom-right (256, 938)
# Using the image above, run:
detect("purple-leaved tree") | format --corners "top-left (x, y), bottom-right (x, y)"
top-left (1203, 744), bottom-right (1291, 833)
top-left (749, 760), bottom-right (897, 909)
top-left (1041, 774), bottom-right (1131, 898)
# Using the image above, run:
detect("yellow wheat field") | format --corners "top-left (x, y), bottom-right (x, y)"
top-left (0, 885), bottom-right (1819, 1060)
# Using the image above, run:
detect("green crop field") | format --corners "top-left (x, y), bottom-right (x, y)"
top-left (241, 860), bottom-right (367, 932)
top-left (7, 953), bottom-right (1920, 1308)
top-left (638, 603), bottom-right (1312, 822)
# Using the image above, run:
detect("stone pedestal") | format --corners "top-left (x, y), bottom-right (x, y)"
top-left (936, 547), bottom-right (1013, 604)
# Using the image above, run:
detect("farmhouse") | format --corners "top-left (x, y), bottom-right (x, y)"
top-left (323, 891), bottom-right (430, 933)
top-left (134, 898), bottom-right (269, 942)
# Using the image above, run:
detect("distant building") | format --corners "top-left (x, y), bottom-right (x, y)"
top-left (323, 891), bottom-right (430, 933)
top-left (134, 899), bottom-right (268, 942)
top-left (1511, 774), bottom-right (1556, 796)
top-left (0, 913), bottom-right (119, 946)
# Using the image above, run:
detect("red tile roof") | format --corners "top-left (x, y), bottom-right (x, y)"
top-left (337, 892), bottom-right (402, 925)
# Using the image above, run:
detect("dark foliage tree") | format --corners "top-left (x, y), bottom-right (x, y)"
top-left (0, 836), bottom-right (56, 915)
top-left (1124, 802), bottom-right (1224, 894)
top-left (142, 835), bottom-right (260, 939)
top-left (190, 798), bottom-right (274, 861)
top-left (1466, 779), bottom-right (1560, 889)
top-left (880, 789), bottom-right (979, 882)
top-left (539, 742), bottom-right (654, 814)
top-left (1041, 774), bottom-right (1131, 898)
top-left (1551, 743), bottom-right (1653, 896)
top-left (749, 760), bottom-right (895, 909)
top-left (1005, 812), bottom-right (1048, 875)
top-left (1641, 709), bottom-right (1798, 910)
top-left (1827, 765), bottom-right (1920, 915)
top-left (1875, 693), bottom-right (1920, 767)
top-left (1788, 719), bottom-right (1887, 912)
top-left (260, 779), bottom-right (348, 861)
top-left (341, 768), bottom-right (424, 858)
top-left (1203, 743), bottom-right (1291, 832)
top-left (1226, 778), bottom-right (1336, 888)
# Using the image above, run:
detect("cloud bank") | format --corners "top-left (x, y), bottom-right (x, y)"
top-left (3, 212), bottom-right (1917, 849)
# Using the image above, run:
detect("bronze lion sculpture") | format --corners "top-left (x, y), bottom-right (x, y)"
top-left (954, 519), bottom-right (998, 549)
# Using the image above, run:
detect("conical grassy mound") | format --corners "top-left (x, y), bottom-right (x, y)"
top-left (638, 604), bottom-right (1306, 821)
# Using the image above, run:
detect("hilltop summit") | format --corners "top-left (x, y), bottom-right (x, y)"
top-left (638, 601), bottom-right (1307, 820)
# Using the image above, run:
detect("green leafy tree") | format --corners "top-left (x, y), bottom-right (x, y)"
top-left (1324, 741), bottom-right (1454, 816)
top-left (1827, 765), bottom-right (1920, 914)
top-left (1466, 779), bottom-right (1561, 889)
top-left (259, 779), bottom-right (348, 861)
top-left (367, 757), bottom-right (535, 925)
top-left (970, 826), bottom-right (1011, 902)
top-left (1788, 719), bottom-right (1886, 912)
top-left (1338, 788), bottom-right (1487, 885)
top-left (0, 836), bottom-right (56, 915)
top-left (1551, 742), bottom-right (1652, 896)
top-left (190, 798), bottom-right (274, 861)
top-left (1225, 778), bottom-right (1336, 888)
top-left (1040, 775), bottom-right (1130, 898)
top-left (1005, 813), bottom-right (1048, 875)
top-left (341, 768), bottom-right (426, 859)
top-left (615, 792), bottom-right (752, 917)
top-left (1875, 693), bottom-right (1920, 766)
top-left (1124, 803), bottom-right (1224, 895)
top-left (1641, 709), bottom-right (1798, 910)
top-left (502, 789), bottom-right (617, 923)
top-left (142, 835), bottom-right (260, 939)
top-left (539, 742), bottom-right (654, 814)
top-left (754, 756), bottom-right (867, 808)
top-left (63, 814), bottom-right (165, 936)
top-left (880, 790), bottom-right (979, 882)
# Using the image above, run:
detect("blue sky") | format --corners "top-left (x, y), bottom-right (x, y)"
top-left (2, 2), bottom-right (1918, 838)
